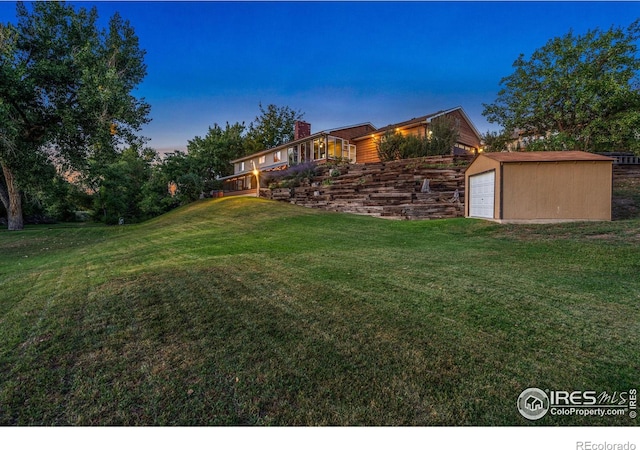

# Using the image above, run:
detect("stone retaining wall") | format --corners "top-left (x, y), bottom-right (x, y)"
top-left (262, 155), bottom-right (471, 220)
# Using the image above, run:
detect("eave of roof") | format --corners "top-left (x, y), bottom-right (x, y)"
top-left (230, 131), bottom-right (328, 163)
top-left (478, 151), bottom-right (614, 163)
top-left (350, 106), bottom-right (482, 142)
top-left (218, 162), bottom-right (288, 181)
top-left (351, 112), bottom-right (441, 141)
top-left (324, 122), bottom-right (376, 134)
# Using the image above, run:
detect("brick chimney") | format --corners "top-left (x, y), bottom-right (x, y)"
top-left (294, 121), bottom-right (311, 140)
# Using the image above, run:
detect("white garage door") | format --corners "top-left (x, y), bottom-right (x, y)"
top-left (469, 171), bottom-right (495, 219)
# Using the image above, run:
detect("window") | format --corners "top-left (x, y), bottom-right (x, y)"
top-left (327, 137), bottom-right (343, 159)
top-left (344, 144), bottom-right (356, 162)
top-left (288, 147), bottom-right (298, 165)
top-left (274, 150), bottom-right (282, 162)
top-left (313, 138), bottom-right (326, 160)
top-left (258, 155), bottom-right (265, 164)
top-left (453, 143), bottom-right (475, 155)
top-left (239, 161), bottom-right (245, 172)
top-left (300, 141), bottom-right (311, 162)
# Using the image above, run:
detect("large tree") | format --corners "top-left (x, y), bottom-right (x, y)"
top-left (483, 20), bottom-right (640, 153)
top-left (186, 121), bottom-right (246, 186)
top-left (244, 103), bottom-right (304, 155)
top-left (0, 2), bottom-right (150, 230)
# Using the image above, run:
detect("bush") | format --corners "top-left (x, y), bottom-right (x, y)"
top-left (377, 131), bottom-right (406, 161)
top-left (377, 117), bottom-right (460, 161)
top-left (266, 161), bottom-right (317, 189)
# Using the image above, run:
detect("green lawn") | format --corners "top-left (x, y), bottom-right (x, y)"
top-left (0, 197), bottom-right (638, 425)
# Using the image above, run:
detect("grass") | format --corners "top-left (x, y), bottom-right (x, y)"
top-left (0, 197), bottom-right (639, 425)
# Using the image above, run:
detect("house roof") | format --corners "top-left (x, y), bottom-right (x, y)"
top-left (479, 151), bottom-right (614, 163)
top-left (350, 106), bottom-right (482, 142)
top-left (218, 161), bottom-right (287, 181)
top-left (324, 122), bottom-right (376, 134)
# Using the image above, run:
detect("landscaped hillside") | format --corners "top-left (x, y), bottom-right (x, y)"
top-left (0, 197), bottom-right (638, 425)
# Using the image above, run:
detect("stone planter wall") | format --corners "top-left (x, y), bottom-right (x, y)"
top-left (262, 155), bottom-right (471, 220)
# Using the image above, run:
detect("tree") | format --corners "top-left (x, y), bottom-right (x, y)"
top-left (482, 20), bottom-right (640, 153)
top-left (428, 116), bottom-right (460, 156)
top-left (481, 130), bottom-right (513, 153)
top-left (140, 150), bottom-right (200, 210)
top-left (186, 122), bottom-right (246, 189)
top-left (92, 146), bottom-right (155, 224)
top-left (244, 103), bottom-right (304, 155)
top-left (0, 1), bottom-right (150, 230)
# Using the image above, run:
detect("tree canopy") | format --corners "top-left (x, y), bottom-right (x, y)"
top-left (186, 122), bottom-right (246, 185)
top-left (482, 19), bottom-right (640, 153)
top-left (179, 103), bottom-right (304, 189)
top-left (0, 1), bottom-right (150, 230)
top-left (244, 103), bottom-right (304, 155)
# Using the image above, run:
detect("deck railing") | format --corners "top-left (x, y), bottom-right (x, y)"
top-left (614, 155), bottom-right (640, 165)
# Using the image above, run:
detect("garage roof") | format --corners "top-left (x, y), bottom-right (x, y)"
top-left (480, 151), bottom-right (614, 162)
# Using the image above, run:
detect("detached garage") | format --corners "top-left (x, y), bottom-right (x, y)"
top-left (465, 151), bottom-right (614, 223)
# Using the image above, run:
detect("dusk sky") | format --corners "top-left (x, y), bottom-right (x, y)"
top-left (1, 1), bottom-right (639, 153)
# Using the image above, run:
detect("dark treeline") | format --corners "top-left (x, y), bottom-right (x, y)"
top-left (0, 103), bottom-right (303, 226)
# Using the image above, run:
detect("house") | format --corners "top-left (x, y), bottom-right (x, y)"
top-left (221, 106), bottom-right (482, 192)
top-left (465, 151), bottom-right (614, 223)
top-left (220, 122), bottom-right (375, 192)
top-left (351, 106), bottom-right (483, 163)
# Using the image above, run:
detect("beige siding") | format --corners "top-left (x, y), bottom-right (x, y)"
top-left (466, 154), bottom-right (613, 221)
top-left (502, 161), bottom-right (612, 221)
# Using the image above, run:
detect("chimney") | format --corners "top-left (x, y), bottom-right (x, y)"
top-left (294, 121), bottom-right (311, 140)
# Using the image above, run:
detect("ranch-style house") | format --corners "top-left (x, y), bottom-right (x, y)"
top-left (221, 106), bottom-right (482, 192)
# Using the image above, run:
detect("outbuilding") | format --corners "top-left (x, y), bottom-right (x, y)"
top-left (465, 151), bottom-right (614, 223)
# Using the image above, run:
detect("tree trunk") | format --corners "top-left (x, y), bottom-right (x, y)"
top-left (0, 162), bottom-right (24, 231)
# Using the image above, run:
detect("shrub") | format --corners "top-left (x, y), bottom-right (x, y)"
top-left (377, 117), bottom-right (460, 161)
top-left (266, 161), bottom-right (317, 189)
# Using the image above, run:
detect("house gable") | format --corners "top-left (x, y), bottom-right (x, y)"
top-left (351, 106), bottom-right (483, 164)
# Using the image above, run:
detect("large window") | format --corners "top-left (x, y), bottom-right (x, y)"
top-left (327, 137), bottom-right (342, 159)
top-left (326, 137), bottom-right (355, 161)
top-left (313, 138), bottom-right (326, 160)
top-left (234, 176), bottom-right (252, 191)
top-left (274, 150), bottom-right (282, 162)
top-left (287, 147), bottom-right (298, 165)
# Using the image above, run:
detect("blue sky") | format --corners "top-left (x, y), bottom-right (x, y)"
top-left (1, 1), bottom-right (639, 153)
